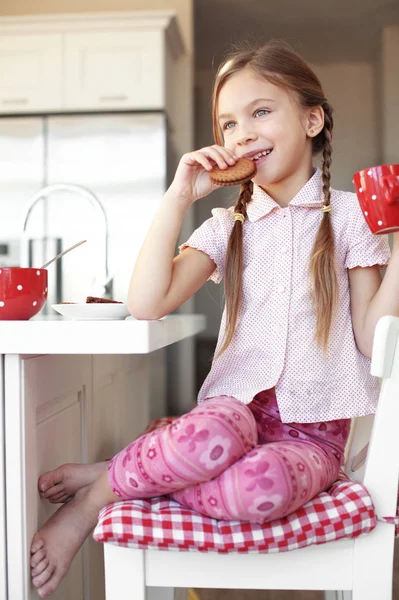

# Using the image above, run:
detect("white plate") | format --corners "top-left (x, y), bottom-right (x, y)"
top-left (51, 303), bottom-right (130, 321)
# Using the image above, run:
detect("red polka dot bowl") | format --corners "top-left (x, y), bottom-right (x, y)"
top-left (0, 268), bottom-right (48, 320)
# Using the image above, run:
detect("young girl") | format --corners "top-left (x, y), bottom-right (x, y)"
top-left (30, 39), bottom-right (399, 597)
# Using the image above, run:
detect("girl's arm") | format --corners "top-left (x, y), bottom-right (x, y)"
top-left (348, 232), bottom-right (399, 358)
top-left (127, 193), bottom-right (216, 319)
top-left (127, 145), bottom-right (237, 319)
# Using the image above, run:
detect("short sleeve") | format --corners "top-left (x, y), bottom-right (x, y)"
top-left (344, 192), bottom-right (391, 270)
top-left (178, 207), bottom-right (233, 283)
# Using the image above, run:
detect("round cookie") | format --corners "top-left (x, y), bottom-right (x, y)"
top-left (209, 157), bottom-right (256, 186)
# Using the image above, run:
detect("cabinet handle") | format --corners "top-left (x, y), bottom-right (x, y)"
top-left (99, 95), bottom-right (128, 102)
top-left (1, 97), bottom-right (29, 105)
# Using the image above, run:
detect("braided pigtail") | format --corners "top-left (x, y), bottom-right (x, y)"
top-left (309, 104), bottom-right (338, 351)
top-left (216, 179), bottom-right (253, 357)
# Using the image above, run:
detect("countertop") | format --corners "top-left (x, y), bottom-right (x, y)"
top-left (0, 314), bottom-right (206, 354)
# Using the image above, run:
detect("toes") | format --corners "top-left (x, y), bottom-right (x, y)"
top-left (32, 563), bottom-right (55, 589)
top-left (38, 467), bottom-right (64, 493)
top-left (38, 475), bottom-right (53, 494)
top-left (37, 567), bottom-right (66, 598)
top-left (30, 535), bottom-right (44, 554)
top-left (42, 482), bottom-right (65, 499)
top-left (49, 493), bottom-right (70, 504)
top-left (31, 557), bottom-right (49, 577)
top-left (30, 548), bottom-right (46, 568)
top-left (39, 473), bottom-right (64, 498)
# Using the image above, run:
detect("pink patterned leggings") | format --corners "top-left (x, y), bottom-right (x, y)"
top-left (108, 390), bottom-right (350, 523)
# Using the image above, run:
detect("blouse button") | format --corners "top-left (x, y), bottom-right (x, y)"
top-left (278, 285), bottom-right (286, 293)
top-left (281, 245), bottom-right (288, 254)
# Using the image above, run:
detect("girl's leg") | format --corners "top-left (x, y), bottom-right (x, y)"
top-left (38, 396), bottom-right (257, 503)
top-left (170, 389), bottom-right (347, 523)
top-left (39, 461), bottom-right (109, 503)
top-left (30, 470), bottom-right (122, 597)
top-left (30, 396), bottom-right (257, 597)
top-left (171, 439), bottom-right (340, 523)
top-left (108, 396), bottom-right (257, 499)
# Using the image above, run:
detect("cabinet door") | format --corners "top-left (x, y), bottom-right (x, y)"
top-left (27, 355), bottom-right (93, 600)
top-left (5, 354), bottom-right (95, 599)
top-left (89, 354), bottom-right (151, 600)
top-left (64, 30), bottom-right (164, 111)
top-left (91, 354), bottom-right (150, 459)
top-left (0, 34), bottom-right (63, 113)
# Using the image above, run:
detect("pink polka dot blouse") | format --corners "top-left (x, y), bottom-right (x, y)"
top-left (180, 169), bottom-right (391, 423)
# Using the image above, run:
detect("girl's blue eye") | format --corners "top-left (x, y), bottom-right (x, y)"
top-left (223, 121), bottom-right (235, 130)
top-left (255, 109), bottom-right (269, 117)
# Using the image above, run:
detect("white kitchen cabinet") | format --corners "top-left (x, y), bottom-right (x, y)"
top-left (6, 354), bottom-right (92, 599)
top-left (0, 13), bottom-right (184, 116)
top-left (91, 354), bottom-right (151, 459)
top-left (88, 354), bottom-right (158, 600)
top-left (4, 352), bottom-right (157, 600)
top-left (0, 34), bottom-right (63, 113)
top-left (0, 315), bottom-right (205, 600)
top-left (64, 30), bottom-right (165, 111)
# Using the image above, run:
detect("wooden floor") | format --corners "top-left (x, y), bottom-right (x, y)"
top-left (183, 538), bottom-right (399, 599)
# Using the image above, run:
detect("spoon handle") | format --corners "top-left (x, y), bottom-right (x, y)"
top-left (41, 240), bottom-right (87, 269)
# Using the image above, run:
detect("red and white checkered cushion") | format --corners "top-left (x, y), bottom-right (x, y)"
top-left (93, 474), bottom-right (376, 553)
top-left (94, 415), bottom-right (378, 553)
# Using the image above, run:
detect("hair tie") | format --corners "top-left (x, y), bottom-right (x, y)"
top-left (234, 213), bottom-right (245, 224)
top-left (321, 205), bottom-right (332, 214)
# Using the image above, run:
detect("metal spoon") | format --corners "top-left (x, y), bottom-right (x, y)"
top-left (41, 240), bottom-right (87, 269)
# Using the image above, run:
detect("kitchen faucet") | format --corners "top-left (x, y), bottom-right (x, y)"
top-left (21, 183), bottom-right (113, 299)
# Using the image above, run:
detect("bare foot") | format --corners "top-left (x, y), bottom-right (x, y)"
top-left (31, 471), bottom-right (119, 597)
top-left (38, 462), bottom-right (109, 504)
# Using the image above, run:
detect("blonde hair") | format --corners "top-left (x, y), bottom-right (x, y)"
top-left (212, 39), bottom-right (337, 356)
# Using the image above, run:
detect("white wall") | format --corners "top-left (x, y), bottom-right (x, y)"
top-left (382, 25), bottom-right (399, 164)
top-left (311, 62), bottom-right (379, 190)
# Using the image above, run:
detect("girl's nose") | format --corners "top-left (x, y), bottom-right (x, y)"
top-left (236, 128), bottom-right (258, 145)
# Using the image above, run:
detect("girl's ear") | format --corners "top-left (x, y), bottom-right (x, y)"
top-left (307, 106), bottom-right (325, 137)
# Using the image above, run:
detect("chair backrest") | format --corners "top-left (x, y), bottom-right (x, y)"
top-left (343, 316), bottom-right (399, 518)
top-left (343, 414), bottom-right (374, 481)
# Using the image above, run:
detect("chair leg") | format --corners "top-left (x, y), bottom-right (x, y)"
top-left (104, 544), bottom-right (146, 600)
top-left (351, 526), bottom-right (394, 600)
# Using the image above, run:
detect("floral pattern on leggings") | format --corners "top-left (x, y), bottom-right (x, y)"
top-left (108, 396), bottom-right (257, 499)
top-left (108, 389), bottom-right (350, 524)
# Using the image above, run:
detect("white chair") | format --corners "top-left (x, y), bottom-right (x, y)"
top-left (99, 315), bottom-right (399, 600)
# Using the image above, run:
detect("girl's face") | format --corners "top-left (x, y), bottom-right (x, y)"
top-left (217, 68), bottom-right (314, 196)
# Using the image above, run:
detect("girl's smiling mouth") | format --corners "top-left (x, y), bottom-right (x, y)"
top-left (247, 149), bottom-right (273, 165)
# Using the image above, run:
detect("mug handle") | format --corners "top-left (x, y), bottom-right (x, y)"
top-left (381, 175), bottom-right (399, 206)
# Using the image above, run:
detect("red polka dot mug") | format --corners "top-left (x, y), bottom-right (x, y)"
top-left (353, 164), bottom-right (399, 234)
top-left (0, 267), bottom-right (48, 320)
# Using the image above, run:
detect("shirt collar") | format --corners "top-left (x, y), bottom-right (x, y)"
top-left (246, 168), bottom-right (325, 223)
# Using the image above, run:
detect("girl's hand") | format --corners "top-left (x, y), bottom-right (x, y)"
top-left (167, 145), bottom-right (238, 206)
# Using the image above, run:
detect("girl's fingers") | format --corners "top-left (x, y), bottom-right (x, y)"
top-left (185, 146), bottom-right (237, 172)
top-left (198, 145), bottom-right (237, 169)
top-left (186, 152), bottom-right (214, 171)
top-left (211, 145), bottom-right (238, 164)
